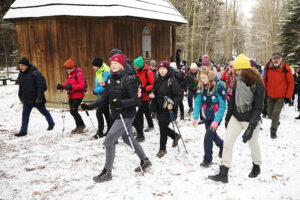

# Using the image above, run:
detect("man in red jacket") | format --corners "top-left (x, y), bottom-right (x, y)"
top-left (263, 52), bottom-right (294, 139)
top-left (133, 56), bottom-right (155, 142)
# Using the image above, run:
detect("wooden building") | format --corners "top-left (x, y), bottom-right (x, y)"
top-left (3, 0), bottom-right (187, 101)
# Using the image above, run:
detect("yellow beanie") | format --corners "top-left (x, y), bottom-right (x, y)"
top-left (233, 54), bottom-right (251, 70)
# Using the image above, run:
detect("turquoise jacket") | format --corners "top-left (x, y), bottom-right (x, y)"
top-left (193, 81), bottom-right (227, 123)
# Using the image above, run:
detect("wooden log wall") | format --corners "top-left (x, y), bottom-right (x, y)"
top-left (15, 17), bottom-right (178, 102)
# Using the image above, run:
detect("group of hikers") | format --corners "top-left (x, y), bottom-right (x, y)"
top-left (14, 48), bottom-right (298, 183)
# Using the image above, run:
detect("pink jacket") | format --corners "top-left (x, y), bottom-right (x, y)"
top-left (62, 67), bottom-right (86, 99)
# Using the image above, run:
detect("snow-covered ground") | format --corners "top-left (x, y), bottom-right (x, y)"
top-left (1, 84), bottom-right (300, 200)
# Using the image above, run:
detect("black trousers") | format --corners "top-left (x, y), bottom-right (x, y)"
top-left (96, 104), bottom-right (112, 133)
top-left (133, 117), bottom-right (145, 137)
top-left (69, 98), bottom-right (84, 127)
top-left (158, 121), bottom-right (176, 151)
top-left (136, 101), bottom-right (154, 129)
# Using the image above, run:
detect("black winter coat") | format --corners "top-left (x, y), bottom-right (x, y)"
top-left (225, 81), bottom-right (265, 128)
top-left (174, 70), bottom-right (187, 90)
top-left (150, 71), bottom-right (182, 122)
top-left (88, 70), bottom-right (138, 120)
top-left (18, 65), bottom-right (46, 105)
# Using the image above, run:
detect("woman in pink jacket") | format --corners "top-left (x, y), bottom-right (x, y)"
top-left (57, 57), bottom-right (86, 133)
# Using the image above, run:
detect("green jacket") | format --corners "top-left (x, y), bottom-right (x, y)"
top-left (187, 72), bottom-right (198, 90)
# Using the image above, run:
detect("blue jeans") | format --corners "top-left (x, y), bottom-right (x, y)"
top-left (188, 89), bottom-right (196, 108)
top-left (203, 120), bottom-right (223, 162)
top-left (20, 103), bottom-right (54, 132)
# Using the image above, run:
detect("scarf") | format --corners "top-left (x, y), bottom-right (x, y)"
top-left (235, 76), bottom-right (253, 113)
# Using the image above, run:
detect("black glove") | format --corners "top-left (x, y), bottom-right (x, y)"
top-left (284, 97), bottom-right (290, 104)
top-left (242, 124), bottom-right (255, 143)
top-left (225, 120), bottom-right (229, 129)
top-left (35, 98), bottom-right (43, 104)
top-left (141, 86), bottom-right (146, 93)
top-left (81, 103), bottom-right (91, 110)
top-left (65, 84), bottom-right (72, 91)
top-left (112, 99), bottom-right (122, 110)
top-left (56, 83), bottom-right (63, 90)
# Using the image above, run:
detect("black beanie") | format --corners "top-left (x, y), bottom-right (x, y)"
top-left (108, 49), bottom-right (123, 58)
top-left (19, 57), bottom-right (30, 66)
top-left (92, 56), bottom-right (103, 68)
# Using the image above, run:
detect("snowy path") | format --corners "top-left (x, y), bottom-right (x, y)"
top-left (1, 84), bottom-right (300, 200)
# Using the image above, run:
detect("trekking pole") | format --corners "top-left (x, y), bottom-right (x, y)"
top-left (85, 110), bottom-right (99, 139)
top-left (119, 113), bottom-right (143, 173)
top-left (168, 110), bottom-right (180, 153)
top-left (170, 111), bottom-right (188, 154)
top-left (59, 90), bottom-right (66, 135)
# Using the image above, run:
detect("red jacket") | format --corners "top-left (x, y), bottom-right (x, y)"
top-left (62, 67), bottom-right (86, 99)
top-left (137, 65), bottom-right (155, 101)
top-left (263, 62), bottom-right (294, 99)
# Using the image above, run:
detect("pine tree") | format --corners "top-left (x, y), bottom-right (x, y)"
top-left (280, 0), bottom-right (300, 64)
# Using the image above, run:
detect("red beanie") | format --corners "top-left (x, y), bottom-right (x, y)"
top-left (158, 61), bottom-right (170, 71)
top-left (110, 54), bottom-right (126, 66)
top-left (250, 60), bottom-right (255, 67)
top-left (64, 57), bottom-right (75, 68)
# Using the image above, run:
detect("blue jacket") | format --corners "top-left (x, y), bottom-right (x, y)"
top-left (193, 81), bottom-right (227, 122)
top-left (93, 63), bottom-right (110, 94)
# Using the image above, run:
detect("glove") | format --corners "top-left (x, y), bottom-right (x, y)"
top-left (35, 98), bottom-right (43, 104)
top-left (225, 120), bottom-right (229, 129)
top-left (81, 103), bottom-right (91, 110)
top-left (284, 97), bottom-right (290, 104)
top-left (112, 99), bottom-right (122, 110)
top-left (242, 124), bottom-right (255, 143)
top-left (19, 98), bottom-right (23, 104)
top-left (65, 84), bottom-right (72, 91)
top-left (56, 83), bottom-right (63, 90)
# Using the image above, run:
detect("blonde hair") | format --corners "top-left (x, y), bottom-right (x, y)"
top-left (197, 69), bottom-right (216, 94)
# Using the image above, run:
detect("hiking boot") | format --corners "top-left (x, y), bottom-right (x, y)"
top-left (172, 133), bottom-right (181, 147)
top-left (248, 163), bottom-right (261, 178)
top-left (14, 131), bottom-right (27, 137)
top-left (93, 130), bottom-right (105, 139)
top-left (270, 130), bottom-right (277, 139)
top-left (135, 158), bottom-right (152, 172)
top-left (47, 123), bottom-right (55, 131)
top-left (71, 125), bottom-right (86, 134)
top-left (156, 150), bottom-right (167, 158)
top-left (144, 126), bottom-right (154, 132)
top-left (208, 165), bottom-right (229, 183)
top-left (219, 146), bottom-right (223, 158)
top-left (188, 107), bottom-right (193, 114)
top-left (93, 168), bottom-right (112, 183)
top-left (200, 160), bottom-right (212, 168)
top-left (135, 135), bottom-right (145, 142)
top-left (180, 113), bottom-right (184, 120)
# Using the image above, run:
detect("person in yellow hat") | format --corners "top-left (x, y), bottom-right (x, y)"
top-left (208, 54), bottom-right (265, 183)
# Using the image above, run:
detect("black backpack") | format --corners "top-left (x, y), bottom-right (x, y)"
top-left (32, 70), bottom-right (47, 92)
